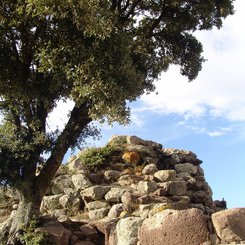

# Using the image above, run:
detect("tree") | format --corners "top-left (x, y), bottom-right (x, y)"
top-left (0, 0), bottom-right (234, 243)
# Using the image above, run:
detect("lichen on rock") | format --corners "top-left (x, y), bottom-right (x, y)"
top-left (1, 135), bottom-right (242, 245)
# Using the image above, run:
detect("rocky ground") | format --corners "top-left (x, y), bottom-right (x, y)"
top-left (0, 135), bottom-right (244, 245)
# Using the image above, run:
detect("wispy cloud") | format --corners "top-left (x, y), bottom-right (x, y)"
top-left (138, 0), bottom-right (245, 137)
top-left (48, 0), bottom-right (245, 143)
top-left (208, 131), bottom-right (225, 137)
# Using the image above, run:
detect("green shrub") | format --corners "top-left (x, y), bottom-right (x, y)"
top-left (19, 220), bottom-right (51, 245)
top-left (79, 146), bottom-right (115, 171)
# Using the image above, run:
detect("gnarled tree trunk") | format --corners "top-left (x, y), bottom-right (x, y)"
top-left (1, 103), bottom-right (92, 244)
top-left (6, 186), bottom-right (43, 245)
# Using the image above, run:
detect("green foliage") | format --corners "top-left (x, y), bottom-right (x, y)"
top-left (0, 1), bottom-right (236, 242)
top-left (0, 2), bottom-right (235, 240)
top-left (19, 220), bottom-right (50, 245)
top-left (79, 146), bottom-right (115, 171)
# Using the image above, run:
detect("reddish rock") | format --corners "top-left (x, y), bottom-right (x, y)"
top-left (138, 194), bottom-right (151, 204)
top-left (73, 241), bottom-right (95, 245)
top-left (35, 221), bottom-right (72, 245)
top-left (95, 220), bottom-right (117, 245)
top-left (154, 188), bottom-right (167, 196)
top-left (122, 151), bottom-right (141, 166)
top-left (138, 208), bottom-right (209, 245)
top-left (79, 224), bottom-right (99, 241)
top-left (212, 208), bottom-right (245, 242)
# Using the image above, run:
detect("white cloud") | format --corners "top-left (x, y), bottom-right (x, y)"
top-left (208, 131), bottom-right (225, 137)
top-left (47, 0), bottom-right (245, 141)
top-left (47, 99), bottom-right (75, 131)
top-left (130, 111), bottom-right (145, 128)
top-left (207, 126), bottom-right (233, 137)
top-left (140, 0), bottom-right (245, 126)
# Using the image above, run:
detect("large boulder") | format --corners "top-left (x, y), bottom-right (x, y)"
top-left (116, 217), bottom-right (144, 245)
top-left (139, 208), bottom-right (209, 245)
top-left (104, 188), bottom-right (127, 202)
top-left (67, 158), bottom-right (89, 174)
top-left (108, 135), bottom-right (162, 149)
top-left (108, 204), bottom-right (125, 218)
top-left (81, 186), bottom-right (111, 201)
top-left (159, 180), bottom-right (187, 196)
top-left (162, 149), bottom-right (202, 165)
top-left (212, 208), bottom-right (245, 242)
top-left (51, 174), bottom-right (74, 195)
top-left (175, 163), bottom-right (198, 175)
top-left (107, 135), bottom-right (128, 145)
top-left (78, 223), bottom-right (101, 242)
top-left (121, 191), bottom-right (139, 212)
top-left (35, 221), bottom-right (72, 245)
top-left (104, 170), bottom-right (121, 182)
top-left (137, 180), bottom-right (158, 194)
top-left (85, 201), bottom-right (110, 211)
top-left (142, 164), bottom-right (158, 175)
top-left (88, 207), bottom-right (110, 220)
top-left (41, 194), bottom-right (63, 213)
top-left (126, 135), bottom-right (162, 149)
top-left (72, 174), bottom-right (93, 191)
top-left (95, 219), bottom-right (118, 245)
top-left (154, 170), bottom-right (176, 182)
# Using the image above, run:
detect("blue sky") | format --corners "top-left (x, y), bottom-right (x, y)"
top-left (50, 0), bottom-right (245, 208)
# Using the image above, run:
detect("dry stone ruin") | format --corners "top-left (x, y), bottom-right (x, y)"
top-left (0, 135), bottom-right (245, 245)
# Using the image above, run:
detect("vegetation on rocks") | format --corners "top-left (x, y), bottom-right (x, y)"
top-left (0, 0), bottom-right (234, 243)
top-left (0, 135), bottom-right (244, 244)
top-left (19, 220), bottom-right (49, 245)
top-left (78, 146), bottom-right (116, 171)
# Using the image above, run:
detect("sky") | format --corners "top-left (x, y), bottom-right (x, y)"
top-left (50, 0), bottom-right (245, 208)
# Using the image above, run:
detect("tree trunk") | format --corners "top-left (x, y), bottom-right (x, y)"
top-left (6, 188), bottom-right (43, 245)
top-left (2, 102), bottom-right (92, 244)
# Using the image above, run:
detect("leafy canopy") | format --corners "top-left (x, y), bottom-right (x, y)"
top-left (0, 0), bottom-right (234, 187)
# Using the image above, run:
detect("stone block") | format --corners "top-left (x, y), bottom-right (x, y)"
top-left (137, 180), bottom-right (158, 194)
top-left (139, 208), bottom-right (209, 245)
top-left (116, 217), bottom-right (144, 245)
top-left (154, 170), bottom-right (176, 182)
top-left (81, 185), bottom-right (111, 200)
top-left (212, 208), bottom-right (245, 242)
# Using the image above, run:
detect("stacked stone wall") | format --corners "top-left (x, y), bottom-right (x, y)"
top-left (0, 135), bottom-right (244, 245)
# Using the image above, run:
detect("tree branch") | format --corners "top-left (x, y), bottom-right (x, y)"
top-left (111, 0), bottom-right (118, 10)
top-left (10, 108), bottom-right (21, 129)
top-left (123, 0), bottom-right (141, 19)
top-left (121, 0), bottom-right (130, 13)
top-left (36, 101), bottom-right (92, 196)
top-left (23, 101), bottom-right (33, 129)
top-left (36, 101), bottom-right (47, 132)
top-left (147, 5), bottom-right (165, 38)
